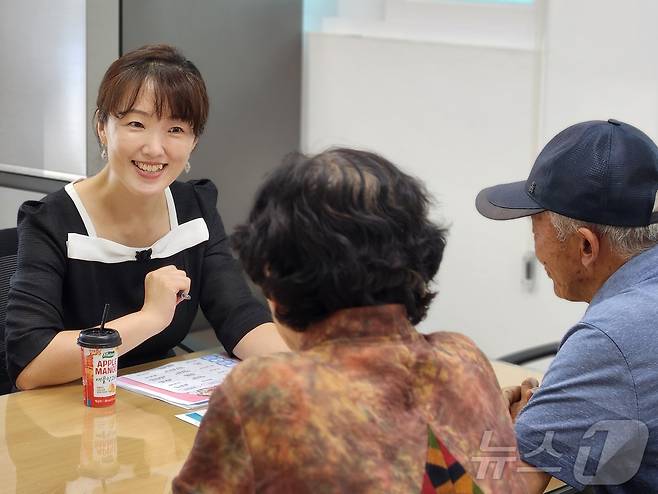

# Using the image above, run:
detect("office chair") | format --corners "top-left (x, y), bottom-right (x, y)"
top-left (0, 227), bottom-right (18, 395)
top-left (499, 342), bottom-right (560, 366)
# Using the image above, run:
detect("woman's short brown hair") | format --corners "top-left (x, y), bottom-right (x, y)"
top-left (95, 44), bottom-right (209, 138)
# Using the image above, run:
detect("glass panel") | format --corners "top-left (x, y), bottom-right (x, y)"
top-left (0, 0), bottom-right (86, 176)
top-left (304, 0), bottom-right (338, 31)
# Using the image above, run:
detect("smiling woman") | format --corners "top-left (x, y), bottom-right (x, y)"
top-left (96, 86), bottom-right (197, 199)
top-left (93, 44), bottom-right (206, 198)
top-left (4, 44), bottom-right (288, 391)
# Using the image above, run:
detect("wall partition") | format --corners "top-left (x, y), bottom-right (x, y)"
top-left (0, 0), bottom-right (118, 227)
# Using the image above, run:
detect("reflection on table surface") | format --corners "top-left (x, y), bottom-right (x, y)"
top-left (0, 350), bottom-right (551, 493)
top-left (0, 350), bottom-right (207, 494)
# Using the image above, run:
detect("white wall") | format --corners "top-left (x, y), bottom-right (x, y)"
top-left (540, 0), bottom-right (658, 143)
top-left (302, 0), bottom-right (658, 358)
top-left (302, 31), bottom-right (586, 358)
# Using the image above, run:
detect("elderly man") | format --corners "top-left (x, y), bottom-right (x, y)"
top-left (476, 119), bottom-right (658, 493)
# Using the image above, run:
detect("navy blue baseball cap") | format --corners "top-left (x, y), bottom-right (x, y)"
top-left (476, 119), bottom-right (658, 227)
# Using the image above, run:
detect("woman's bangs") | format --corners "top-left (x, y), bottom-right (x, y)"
top-left (98, 69), bottom-right (144, 119)
top-left (99, 64), bottom-right (207, 135)
top-left (150, 70), bottom-right (204, 133)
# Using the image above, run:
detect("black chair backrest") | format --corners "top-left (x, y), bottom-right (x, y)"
top-left (0, 227), bottom-right (18, 394)
top-left (499, 342), bottom-right (560, 366)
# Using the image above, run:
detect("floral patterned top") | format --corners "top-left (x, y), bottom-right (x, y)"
top-left (173, 305), bottom-right (527, 493)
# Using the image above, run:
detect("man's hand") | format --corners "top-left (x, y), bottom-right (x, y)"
top-left (502, 378), bottom-right (553, 493)
top-left (502, 377), bottom-right (539, 421)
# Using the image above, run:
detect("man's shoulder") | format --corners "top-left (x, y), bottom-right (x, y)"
top-left (534, 322), bottom-right (640, 405)
top-left (557, 322), bottom-right (629, 374)
top-left (584, 252), bottom-right (658, 336)
top-left (585, 288), bottom-right (658, 329)
top-left (577, 282), bottom-right (658, 364)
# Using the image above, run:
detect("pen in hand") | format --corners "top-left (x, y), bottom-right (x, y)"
top-left (177, 291), bottom-right (191, 302)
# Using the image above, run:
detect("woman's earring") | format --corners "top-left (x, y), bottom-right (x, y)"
top-left (185, 161), bottom-right (191, 174)
top-left (100, 146), bottom-right (108, 161)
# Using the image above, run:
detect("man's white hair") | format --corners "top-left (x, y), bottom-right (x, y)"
top-left (549, 212), bottom-right (658, 260)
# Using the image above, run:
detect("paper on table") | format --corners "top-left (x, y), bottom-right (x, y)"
top-left (176, 408), bottom-right (207, 427)
top-left (117, 354), bottom-right (237, 408)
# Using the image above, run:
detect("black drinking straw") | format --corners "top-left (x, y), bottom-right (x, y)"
top-left (99, 303), bottom-right (110, 330)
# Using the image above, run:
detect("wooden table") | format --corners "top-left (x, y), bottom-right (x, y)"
top-left (491, 359), bottom-right (543, 388)
top-left (0, 352), bottom-right (550, 493)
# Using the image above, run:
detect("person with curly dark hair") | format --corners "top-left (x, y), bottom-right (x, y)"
top-left (174, 148), bottom-right (527, 493)
top-left (234, 147), bottom-right (444, 331)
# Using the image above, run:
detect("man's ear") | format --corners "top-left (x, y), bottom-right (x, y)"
top-left (577, 227), bottom-right (600, 269)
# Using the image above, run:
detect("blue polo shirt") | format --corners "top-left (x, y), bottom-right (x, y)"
top-left (516, 244), bottom-right (658, 493)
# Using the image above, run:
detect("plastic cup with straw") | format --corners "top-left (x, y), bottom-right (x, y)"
top-left (77, 304), bottom-right (122, 407)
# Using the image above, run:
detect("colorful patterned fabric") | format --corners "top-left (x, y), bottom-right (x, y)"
top-left (422, 426), bottom-right (484, 494)
top-left (173, 305), bottom-right (527, 493)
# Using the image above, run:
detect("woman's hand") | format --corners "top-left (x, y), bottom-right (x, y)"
top-left (141, 265), bottom-right (191, 330)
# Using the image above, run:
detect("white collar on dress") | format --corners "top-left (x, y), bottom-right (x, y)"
top-left (64, 182), bottom-right (209, 263)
